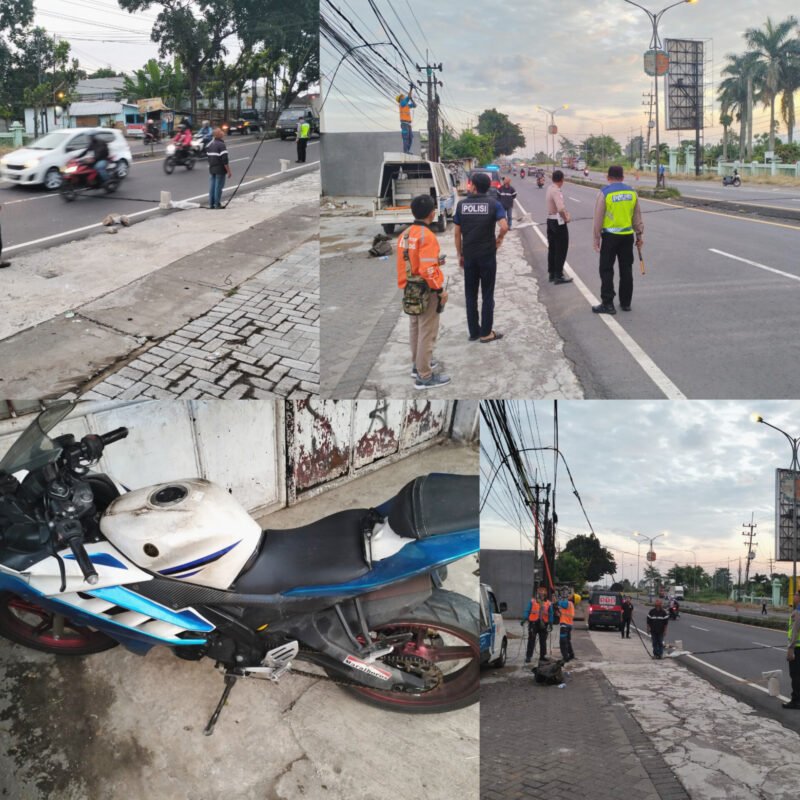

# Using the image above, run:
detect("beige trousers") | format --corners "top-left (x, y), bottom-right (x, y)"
top-left (409, 295), bottom-right (440, 379)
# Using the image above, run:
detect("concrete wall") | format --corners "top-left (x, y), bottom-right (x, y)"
top-left (321, 131), bottom-right (421, 197)
top-left (481, 548), bottom-right (535, 618)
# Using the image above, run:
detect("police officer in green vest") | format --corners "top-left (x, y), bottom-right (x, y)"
top-left (296, 116), bottom-right (311, 164)
top-left (590, 165), bottom-right (644, 314)
top-left (785, 590), bottom-right (800, 709)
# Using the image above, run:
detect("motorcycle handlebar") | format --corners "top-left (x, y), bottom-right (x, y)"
top-left (57, 520), bottom-right (99, 585)
top-left (100, 427), bottom-right (129, 446)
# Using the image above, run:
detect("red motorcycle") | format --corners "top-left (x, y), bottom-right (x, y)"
top-left (59, 157), bottom-right (121, 202)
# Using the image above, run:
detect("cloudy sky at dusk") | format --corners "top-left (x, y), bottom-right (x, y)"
top-left (322, 0), bottom-right (798, 153)
top-left (481, 401), bottom-right (800, 583)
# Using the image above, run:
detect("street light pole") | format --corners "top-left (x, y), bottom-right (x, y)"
top-left (537, 104), bottom-right (568, 167)
top-left (753, 415), bottom-right (800, 600)
top-left (634, 531), bottom-right (666, 600)
top-left (623, 0), bottom-right (698, 187)
top-left (632, 532), bottom-right (642, 593)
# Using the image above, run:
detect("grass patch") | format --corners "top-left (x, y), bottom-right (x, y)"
top-left (638, 187), bottom-right (681, 200)
top-left (681, 605), bottom-right (787, 631)
top-left (225, 287), bottom-right (238, 297)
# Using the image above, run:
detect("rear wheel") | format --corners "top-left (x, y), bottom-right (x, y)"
top-left (382, 224), bottom-right (396, 235)
top-left (327, 589), bottom-right (479, 713)
top-left (59, 182), bottom-right (76, 202)
top-left (104, 179), bottom-right (119, 194)
top-left (435, 214), bottom-right (446, 233)
top-left (0, 592), bottom-right (118, 655)
top-left (491, 638), bottom-right (507, 668)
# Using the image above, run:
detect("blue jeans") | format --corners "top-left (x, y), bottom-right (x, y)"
top-left (463, 253), bottom-right (497, 339)
top-left (505, 206), bottom-right (513, 228)
top-left (401, 123), bottom-right (413, 154)
top-left (209, 173), bottom-right (226, 208)
top-left (651, 630), bottom-right (664, 658)
top-left (94, 159), bottom-right (108, 183)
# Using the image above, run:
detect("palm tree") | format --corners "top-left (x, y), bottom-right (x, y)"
top-left (779, 41), bottom-right (800, 143)
top-left (719, 112), bottom-right (734, 161)
top-left (720, 52), bottom-right (755, 160)
top-left (745, 16), bottom-right (800, 152)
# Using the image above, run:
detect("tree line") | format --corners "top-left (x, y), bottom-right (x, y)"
top-left (0, 0), bottom-right (318, 130)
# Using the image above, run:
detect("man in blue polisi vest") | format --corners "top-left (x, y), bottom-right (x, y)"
top-left (591, 165), bottom-right (644, 315)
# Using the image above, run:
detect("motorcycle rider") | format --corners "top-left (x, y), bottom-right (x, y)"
top-left (86, 132), bottom-right (110, 186)
top-left (199, 120), bottom-right (213, 152)
top-left (172, 122), bottom-right (193, 161)
top-left (144, 118), bottom-right (159, 144)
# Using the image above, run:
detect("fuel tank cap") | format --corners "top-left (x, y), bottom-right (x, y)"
top-left (149, 484), bottom-right (189, 507)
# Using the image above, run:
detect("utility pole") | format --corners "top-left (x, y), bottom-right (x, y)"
top-left (742, 513), bottom-right (758, 588)
top-left (415, 55), bottom-right (443, 162)
top-left (642, 89), bottom-right (655, 166)
top-left (541, 483), bottom-right (554, 590)
top-left (530, 484), bottom-right (540, 597)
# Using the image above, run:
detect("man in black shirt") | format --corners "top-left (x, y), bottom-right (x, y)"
top-left (647, 598), bottom-right (669, 658)
top-left (621, 596), bottom-right (633, 639)
top-left (453, 172), bottom-right (509, 343)
top-left (87, 132), bottom-right (109, 185)
top-left (497, 176), bottom-right (517, 229)
top-left (206, 128), bottom-right (232, 209)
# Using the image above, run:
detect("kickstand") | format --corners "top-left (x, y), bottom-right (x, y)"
top-left (203, 673), bottom-right (238, 736)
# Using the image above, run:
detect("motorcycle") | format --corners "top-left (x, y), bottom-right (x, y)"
top-left (668, 604), bottom-right (680, 620)
top-left (583, 168), bottom-right (590, 178)
top-left (163, 142), bottom-right (196, 174)
top-left (722, 174), bottom-right (741, 187)
top-left (191, 133), bottom-right (211, 160)
top-left (143, 129), bottom-right (160, 146)
top-left (59, 157), bottom-right (120, 202)
top-left (0, 403), bottom-right (479, 734)
top-left (536, 176), bottom-right (545, 189)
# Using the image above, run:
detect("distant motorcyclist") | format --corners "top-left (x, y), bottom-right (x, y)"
top-left (520, 168), bottom-right (526, 179)
top-left (144, 119), bottom-right (159, 144)
top-left (199, 120), bottom-right (213, 150)
top-left (669, 599), bottom-right (680, 619)
top-left (172, 122), bottom-right (193, 158)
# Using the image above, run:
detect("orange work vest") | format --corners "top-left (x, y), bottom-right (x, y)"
top-left (398, 98), bottom-right (413, 123)
top-left (559, 601), bottom-right (574, 626)
top-left (528, 599), bottom-right (541, 622)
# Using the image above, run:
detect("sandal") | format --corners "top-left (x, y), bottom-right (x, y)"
top-left (480, 331), bottom-right (504, 343)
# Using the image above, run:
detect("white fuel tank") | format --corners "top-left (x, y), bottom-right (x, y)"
top-left (100, 479), bottom-right (261, 590)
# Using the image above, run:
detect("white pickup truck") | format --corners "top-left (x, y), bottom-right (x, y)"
top-left (480, 582), bottom-right (508, 668)
top-left (373, 152), bottom-right (458, 234)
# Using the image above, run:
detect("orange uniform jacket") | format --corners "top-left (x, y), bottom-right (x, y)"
top-left (396, 223), bottom-right (444, 290)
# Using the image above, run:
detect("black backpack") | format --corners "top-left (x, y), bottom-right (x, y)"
top-left (532, 660), bottom-right (564, 685)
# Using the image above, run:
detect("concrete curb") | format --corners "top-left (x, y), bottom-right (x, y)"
top-left (680, 605), bottom-right (787, 631)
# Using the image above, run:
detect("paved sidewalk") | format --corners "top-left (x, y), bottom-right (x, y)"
top-left (320, 204), bottom-right (583, 399)
top-left (0, 171), bottom-right (319, 398)
top-left (482, 620), bottom-right (800, 799)
top-left (481, 627), bottom-right (683, 800)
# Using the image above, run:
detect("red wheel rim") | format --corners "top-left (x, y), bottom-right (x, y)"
top-left (1, 594), bottom-right (110, 651)
top-left (352, 620), bottom-right (478, 709)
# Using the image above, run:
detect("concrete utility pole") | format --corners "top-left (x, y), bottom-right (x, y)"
top-left (643, 89), bottom-right (655, 163)
top-left (416, 55), bottom-right (443, 162)
top-left (742, 513), bottom-right (757, 588)
top-left (530, 484), bottom-right (541, 596)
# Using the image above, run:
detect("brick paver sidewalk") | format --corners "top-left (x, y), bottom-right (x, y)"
top-left (82, 240), bottom-right (318, 400)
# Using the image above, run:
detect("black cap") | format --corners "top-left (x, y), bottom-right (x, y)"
top-left (411, 193), bottom-right (436, 220)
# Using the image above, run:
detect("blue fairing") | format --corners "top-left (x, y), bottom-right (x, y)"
top-left (282, 529), bottom-right (478, 597)
top-left (0, 572), bottom-right (208, 656)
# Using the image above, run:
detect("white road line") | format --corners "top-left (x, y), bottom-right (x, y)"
top-left (4, 161), bottom-right (319, 253)
top-left (691, 625), bottom-right (710, 631)
top-left (516, 197), bottom-right (686, 400)
top-left (569, 196), bottom-right (581, 203)
top-left (708, 248), bottom-right (800, 282)
top-left (752, 641), bottom-right (784, 650)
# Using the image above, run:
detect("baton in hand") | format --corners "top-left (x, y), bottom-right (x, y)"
top-left (637, 241), bottom-right (645, 275)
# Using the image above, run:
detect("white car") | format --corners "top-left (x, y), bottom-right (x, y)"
top-left (0, 127), bottom-right (132, 190)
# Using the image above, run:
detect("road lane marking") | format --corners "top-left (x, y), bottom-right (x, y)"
top-left (640, 195), bottom-right (800, 231)
top-left (568, 196), bottom-right (581, 202)
top-left (708, 249), bottom-right (800, 282)
top-left (516, 197), bottom-right (686, 400)
top-left (4, 160), bottom-right (319, 253)
top-left (691, 625), bottom-right (710, 631)
top-left (0, 192), bottom-right (60, 205)
top-left (752, 641), bottom-right (784, 650)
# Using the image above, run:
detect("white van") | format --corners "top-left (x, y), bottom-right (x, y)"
top-left (0, 128), bottom-right (132, 190)
top-left (373, 152), bottom-right (458, 234)
top-left (480, 582), bottom-right (508, 668)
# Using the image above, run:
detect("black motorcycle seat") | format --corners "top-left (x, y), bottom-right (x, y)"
top-left (232, 508), bottom-right (370, 595)
top-left (388, 474), bottom-right (479, 540)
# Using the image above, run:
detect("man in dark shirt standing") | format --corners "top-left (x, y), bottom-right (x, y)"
top-left (206, 128), bottom-right (232, 210)
top-left (621, 595), bottom-right (633, 638)
top-left (497, 176), bottom-right (517, 229)
top-left (647, 598), bottom-right (669, 659)
top-left (453, 172), bottom-right (509, 343)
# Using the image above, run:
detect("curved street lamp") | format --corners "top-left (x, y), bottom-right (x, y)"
top-left (634, 530), bottom-right (667, 599)
top-left (537, 104), bottom-right (569, 166)
top-left (622, 0), bottom-right (698, 186)
top-left (752, 413), bottom-right (800, 598)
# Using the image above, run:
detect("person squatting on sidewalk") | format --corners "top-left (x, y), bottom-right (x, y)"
top-left (454, 172), bottom-right (508, 344)
top-left (592, 164), bottom-right (644, 315)
top-left (784, 590), bottom-right (800, 710)
top-left (621, 595), bottom-right (633, 638)
top-left (497, 176), bottom-right (517, 229)
top-left (522, 587), bottom-right (553, 663)
top-left (557, 592), bottom-right (575, 662)
top-left (647, 598), bottom-right (669, 659)
top-left (396, 194), bottom-right (451, 390)
top-left (545, 170), bottom-right (573, 285)
top-left (207, 128), bottom-right (232, 210)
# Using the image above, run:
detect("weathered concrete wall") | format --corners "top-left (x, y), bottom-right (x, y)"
top-left (450, 400), bottom-right (479, 443)
top-left (321, 131), bottom-right (421, 197)
top-left (481, 548), bottom-right (535, 617)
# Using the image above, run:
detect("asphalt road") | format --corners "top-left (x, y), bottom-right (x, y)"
top-left (625, 607), bottom-right (800, 734)
top-left (573, 167), bottom-right (800, 212)
top-left (513, 175), bottom-right (800, 398)
top-left (0, 136), bottom-right (319, 255)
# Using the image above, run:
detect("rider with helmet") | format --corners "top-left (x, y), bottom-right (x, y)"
top-left (199, 120), bottom-right (213, 151)
top-left (172, 122), bottom-right (193, 159)
top-left (86, 132), bottom-right (110, 185)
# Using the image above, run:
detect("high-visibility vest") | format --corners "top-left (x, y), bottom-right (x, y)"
top-left (528, 599), bottom-right (541, 622)
top-left (299, 121), bottom-right (310, 139)
top-left (601, 182), bottom-right (637, 235)
top-left (398, 97), bottom-right (413, 123)
top-left (559, 601), bottom-right (574, 626)
top-left (789, 610), bottom-right (800, 645)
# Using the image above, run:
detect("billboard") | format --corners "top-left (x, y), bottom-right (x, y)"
top-left (664, 38), bottom-right (704, 130)
top-left (775, 468), bottom-right (800, 561)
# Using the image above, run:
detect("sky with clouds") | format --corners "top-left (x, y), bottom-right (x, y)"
top-left (481, 401), bottom-right (800, 584)
top-left (322, 0), bottom-right (798, 153)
